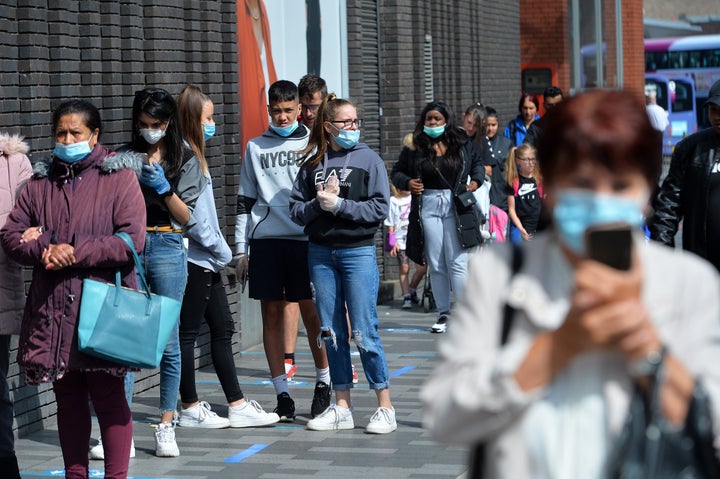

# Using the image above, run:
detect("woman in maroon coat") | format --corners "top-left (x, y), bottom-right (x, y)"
top-left (0, 100), bottom-right (146, 479)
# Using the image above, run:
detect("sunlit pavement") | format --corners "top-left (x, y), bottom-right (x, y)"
top-left (16, 301), bottom-right (468, 479)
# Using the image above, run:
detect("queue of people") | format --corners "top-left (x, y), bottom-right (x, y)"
top-left (2, 76), bottom-right (720, 479)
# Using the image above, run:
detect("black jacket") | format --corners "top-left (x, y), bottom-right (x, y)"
top-left (391, 138), bottom-right (485, 262)
top-left (648, 128), bottom-right (720, 267)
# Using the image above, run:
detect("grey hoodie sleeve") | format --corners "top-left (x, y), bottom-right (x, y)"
top-left (185, 181), bottom-right (232, 268)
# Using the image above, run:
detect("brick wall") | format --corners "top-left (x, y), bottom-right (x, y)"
top-left (362, 0), bottom-right (521, 286)
top-left (375, 0), bottom-right (521, 165)
top-left (621, 0), bottom-right (646, 101)
top-left (519, 0), bottom-right (645, 98)
top-left (2, 0), bottom-right (242, 437)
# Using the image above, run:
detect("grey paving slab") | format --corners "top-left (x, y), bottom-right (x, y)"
top-left (15, 302), bottom-right (469, 479)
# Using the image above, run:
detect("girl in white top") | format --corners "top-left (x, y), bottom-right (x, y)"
top-left (384, 184), bottom-right (426, 308)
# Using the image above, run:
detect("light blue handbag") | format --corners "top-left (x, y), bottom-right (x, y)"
top-left (77, 232), bottom-right (181, 368)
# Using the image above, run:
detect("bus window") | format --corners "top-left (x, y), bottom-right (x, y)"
top-left (670, 80), bottom-right (692, 112)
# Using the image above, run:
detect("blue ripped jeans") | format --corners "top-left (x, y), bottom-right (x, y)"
top-left (308, 244), bottom-right (390, 391)
top-left (125, 232), bottom-right (187, 416)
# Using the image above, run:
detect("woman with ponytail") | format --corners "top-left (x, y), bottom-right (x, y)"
top-left (290, 94), bottom-right (396, 434)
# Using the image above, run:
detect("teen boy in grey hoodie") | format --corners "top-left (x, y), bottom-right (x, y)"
top-left (235, 80), bottom-right (330, 421)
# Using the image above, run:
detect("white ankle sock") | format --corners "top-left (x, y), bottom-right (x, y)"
top-left (316, 367), bottom-right (330, 384)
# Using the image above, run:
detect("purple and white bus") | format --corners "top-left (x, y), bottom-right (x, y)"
top-left (645, 34), bottom-right (720, 128)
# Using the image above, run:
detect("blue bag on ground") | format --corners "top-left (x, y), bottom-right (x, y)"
top-left (77, 232), bottom-right (181, 368)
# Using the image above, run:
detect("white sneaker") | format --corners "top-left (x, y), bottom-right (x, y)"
top-left (402, 297), bottom-right (412, 309)
top-left (431, 314), bottom-right (449, 333)
top-left (306, 404), bottom-right (354, 431)
top-left (154, 422), bottom-right (180, 457)
top-left (89, 438), bottom-right (135, 460)
top-left (365, 406), bottom-right (397, 434)
top-left (229, 399), bottom-right (280, 427)
top-left (178, 401), bottom-right (230, 429)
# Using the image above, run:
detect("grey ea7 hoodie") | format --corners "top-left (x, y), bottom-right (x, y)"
top-left (235, 125), bottom-right (309, 255)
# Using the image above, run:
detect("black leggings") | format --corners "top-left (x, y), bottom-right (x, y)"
top-left (179, 262), bottom-right (243, 404)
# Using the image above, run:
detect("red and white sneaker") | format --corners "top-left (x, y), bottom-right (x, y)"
top-left (284, 359), bottom-right (297, 381)
top-left (352, 364), bottom-right (359, 384)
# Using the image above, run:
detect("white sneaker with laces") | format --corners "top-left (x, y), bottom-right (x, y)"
top-left (365, 406), bottom-right (397, 434)
top-left (229, 399), bottom-right (280, 428)
top-left (154, 422), bottom-right (180, 457)
top-left (306, 404), bottom-right (354, 431)
top-left (431, 314), bottom-right (449, 333)
top-left (402, 297), bottom-right (412, 309)
top-left (178, 401), bottom-right (230, 429)
top-left (89, 438), bottom-right (135, 460)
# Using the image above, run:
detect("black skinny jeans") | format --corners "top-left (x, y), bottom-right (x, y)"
top-left (178, 262), bottom-right (244, 404)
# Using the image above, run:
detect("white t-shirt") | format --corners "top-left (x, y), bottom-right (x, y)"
top-left (384, 194), bottom-right (412, 250)
top-left (646, 103), bottom-right (669, 132)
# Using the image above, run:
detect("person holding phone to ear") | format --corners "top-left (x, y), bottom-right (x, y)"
top-left (422, 90), bottom-right (720, 478)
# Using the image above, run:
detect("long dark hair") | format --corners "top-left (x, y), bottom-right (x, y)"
top-left (412, 101), bottom-right (467, 168)
top-left (299, 93), bottom-right (355, 168)
top-left (130, 87), bottom-right (185, 179)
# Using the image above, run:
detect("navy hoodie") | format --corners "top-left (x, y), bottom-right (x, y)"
top-left (290, 143), bottom-right (389, 247)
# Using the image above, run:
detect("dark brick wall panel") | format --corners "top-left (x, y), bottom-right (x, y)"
top-left (347, 0), bottom-right (521, 284)
top-left (1, 0), bottom-right (240, 438)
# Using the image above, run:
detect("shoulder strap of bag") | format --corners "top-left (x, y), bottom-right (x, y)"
top-left (501, 243), bottom-right (523, 345)
top-left (114, 232), bottom-right (150, 294)
top-left (468, 242), bottom-right (523, 479)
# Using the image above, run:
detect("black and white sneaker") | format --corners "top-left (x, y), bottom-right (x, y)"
top-left (311, 381), bottom-right (332, 418)
top-left (274, 392), bottom-right (296, 422)
top-left (431, 314), bottom-right (449, 333)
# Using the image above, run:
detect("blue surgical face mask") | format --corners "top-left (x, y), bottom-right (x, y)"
top-left (270, 120), bottom-right (299, 137)
top-left (203, 122), bottom-right (216, 141)
top-left (333, 128), bottom-right (360, 150)
top-left (553, 189), bottom-right (647, 255)
top-left (53, 133), bottom-right (94, 164)
top-left (423, 124), bottom-right (446, 139)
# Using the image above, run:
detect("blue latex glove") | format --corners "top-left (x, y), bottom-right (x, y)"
top-left (140, 163), bottom-right (171, 195)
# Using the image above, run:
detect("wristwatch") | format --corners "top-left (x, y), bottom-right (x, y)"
top-left (628, 346), bottom-right (666, 377)
top-left (159, 186), bottom-right (175, 199)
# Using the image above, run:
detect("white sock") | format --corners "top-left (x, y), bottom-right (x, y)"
top-left (271, 374), bottom-right (290, 395)
top-left (316, 367), bottom-right (331, 385)
top-left (230, 400), bottom-right (248, 411)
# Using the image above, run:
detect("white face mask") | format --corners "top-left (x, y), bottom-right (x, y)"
top-left (140, 128), bottom-right (166, 145)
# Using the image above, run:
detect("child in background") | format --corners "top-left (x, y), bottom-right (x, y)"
top-left (506, 143), bottom-right (543, 243)
top-left (384, 184), bottom-right (427, 309)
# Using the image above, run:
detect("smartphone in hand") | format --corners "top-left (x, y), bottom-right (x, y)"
top-left (585, 225), bottom-right (633, 271)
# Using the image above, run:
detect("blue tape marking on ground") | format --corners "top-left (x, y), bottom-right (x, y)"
top-left (225, 443), bottom-right (269, 463)
top-left (23, 472), bottom-right (189, 478)
top-left (240, 351), bottom-right (434, 358)
top-left (380, 327), bottom-right (428, 333)
top-left (390, 365), bottom-right (416, 377)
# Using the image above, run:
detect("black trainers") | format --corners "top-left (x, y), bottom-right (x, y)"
top-left (311, 381), bottom-right (332, 418)
top-left (410, 291), bottom-right (421, 305)
top-left (274, 392), bottom-right (296, 422)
